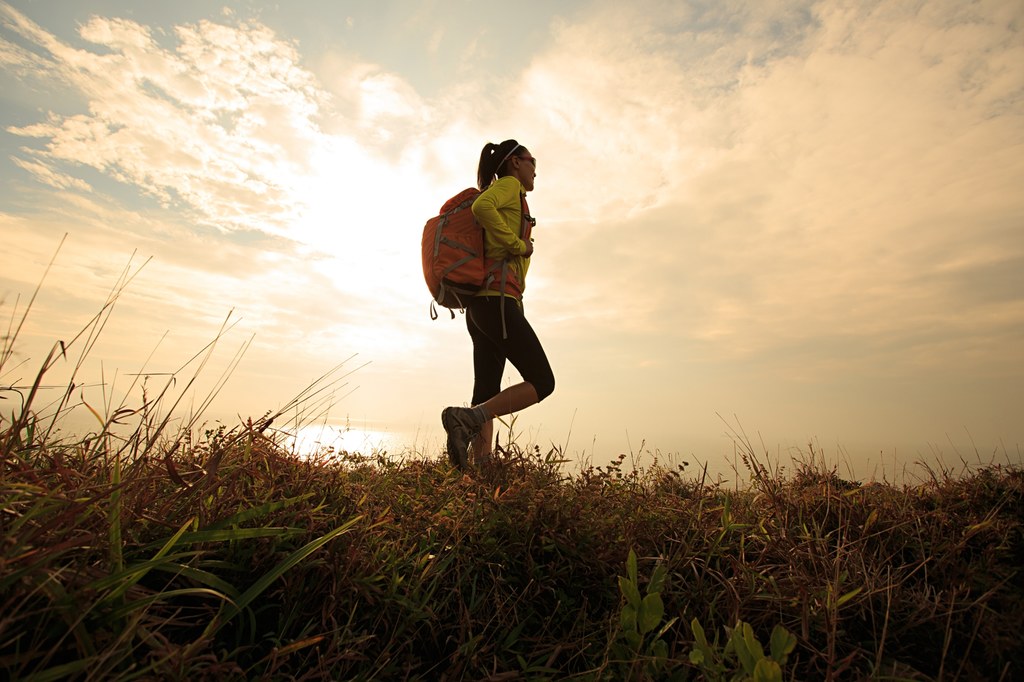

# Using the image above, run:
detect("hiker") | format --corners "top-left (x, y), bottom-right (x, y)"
top-left (441, 139), bottom-right (555, 469)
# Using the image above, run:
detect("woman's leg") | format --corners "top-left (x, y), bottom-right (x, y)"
top-left (469, 300), bottom-right (547, 456)
top-left (445, 296), bottom-right (554, 468)
top-left (456, 299), bottom-right (505, 466)
top-left (471, 418), bottom-right (493, 460)
top-left (479, 381), bottom-right (539, 419)
top-left (470, 381), bottom-right (538, 458)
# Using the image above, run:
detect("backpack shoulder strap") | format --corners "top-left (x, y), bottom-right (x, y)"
top-left (520, 194), bottom-right (534, 241)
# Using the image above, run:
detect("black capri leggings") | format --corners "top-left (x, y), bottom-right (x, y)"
top-left (466, 296), bottom-right (555, 406)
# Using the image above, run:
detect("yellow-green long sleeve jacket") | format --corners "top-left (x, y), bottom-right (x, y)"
top-left (471, 175), bottom-right (531, 297)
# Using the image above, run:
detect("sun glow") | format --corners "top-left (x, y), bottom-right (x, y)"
top-left (287, 423), bottom-right (403, 458)
top-left (291, 138), bottom-right (426, 295)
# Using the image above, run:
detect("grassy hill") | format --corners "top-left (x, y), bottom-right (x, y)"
top-left (2, 412), bottom-right (1020, 680)
top-left (2, 279), bottom-right (1020, 680)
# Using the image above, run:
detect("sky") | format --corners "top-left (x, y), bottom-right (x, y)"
top-left (1, 0), bottom-right (1022, 480)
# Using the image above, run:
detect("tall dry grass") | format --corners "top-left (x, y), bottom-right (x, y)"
top-left (2, 258), bottom-right (1021, 680)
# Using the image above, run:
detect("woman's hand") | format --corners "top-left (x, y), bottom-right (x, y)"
top-left (523, 239), bottom-right (534, 258)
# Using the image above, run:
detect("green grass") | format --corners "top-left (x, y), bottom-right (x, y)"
top-left (3, 412), bottom-right (1021, 680)
top-left (2, 262), bottom-right (1021, 680)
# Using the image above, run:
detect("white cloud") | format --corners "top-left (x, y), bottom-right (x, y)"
top-left (1, 3), bottom-right (452, 340)
top-left (3, 6), bottom-right (322, 234)
top-left (10, 157), bottom-right (92, 192)
top-left (490, 0), bottom-right (1024, 378)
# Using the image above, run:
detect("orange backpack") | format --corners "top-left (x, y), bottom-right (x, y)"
top-left (421, 187), bottom-right (485, 314)
top-left (422, 188), bottom-right (533, 325)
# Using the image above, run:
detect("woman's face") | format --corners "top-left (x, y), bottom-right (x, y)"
top-left (510, 148), bottom-right (537, 192)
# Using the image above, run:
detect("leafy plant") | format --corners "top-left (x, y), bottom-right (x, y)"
top-left (689, 618), bottom-right (796, 682)
top-left (611, 548), bottom-right (682, 680)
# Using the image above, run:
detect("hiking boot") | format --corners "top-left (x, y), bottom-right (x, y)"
top-left (441, 406), bottom-right (482, 470)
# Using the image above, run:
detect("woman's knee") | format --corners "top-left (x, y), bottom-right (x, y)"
top-left (533, 372), bottom-right (555, 402)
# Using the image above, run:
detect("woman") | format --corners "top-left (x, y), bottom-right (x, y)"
top-left (441, 139), bottom-right (555, 470)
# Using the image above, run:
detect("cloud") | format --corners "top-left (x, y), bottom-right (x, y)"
top-left (0, 2), bottom-right (449, 346)
top-left (691, 0), bottom-right (1024, 352)
top-left (497, 0), bottom-right (1024, 381)
top-left (10, 157), bottom-right (92, 192)
top-left (0, 10), bottom-right (495, 403)
top-left (3, 4), bottom-right (323, 234)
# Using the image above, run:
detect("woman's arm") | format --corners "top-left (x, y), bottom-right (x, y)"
top-left (472, 177), bottom-right (529, 256)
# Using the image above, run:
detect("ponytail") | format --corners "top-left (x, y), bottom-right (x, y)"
top-left (477, 139), bottom-right (521, 189)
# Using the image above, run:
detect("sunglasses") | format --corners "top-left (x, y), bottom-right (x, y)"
top-left (517, 155), bottom-right (537, 167)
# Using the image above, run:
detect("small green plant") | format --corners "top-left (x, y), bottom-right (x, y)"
top-left (611, 548), bottom-right (682, 679)
top-left (689, 617), bottom-right (796, 682)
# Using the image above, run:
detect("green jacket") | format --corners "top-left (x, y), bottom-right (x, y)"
top-left (471, 175), bottom-right (532, 298)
